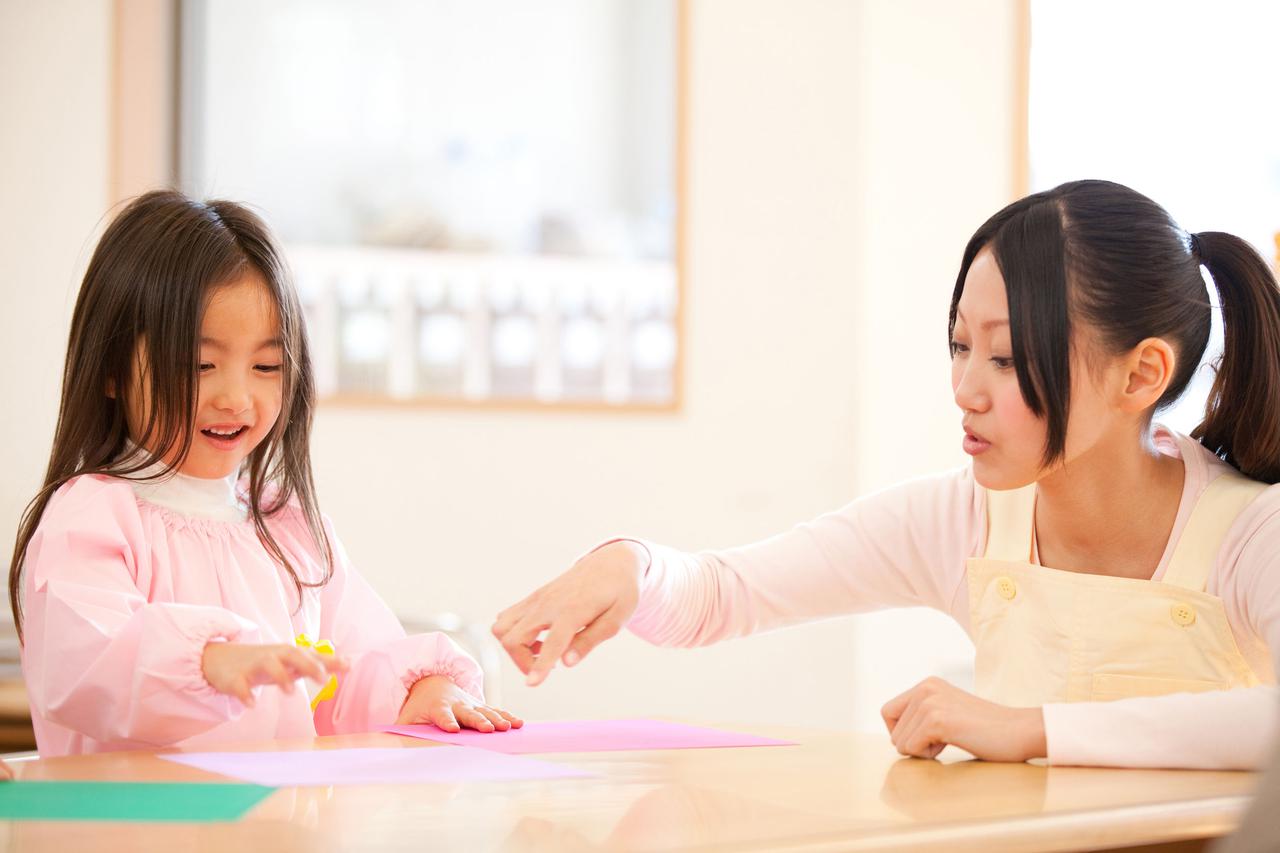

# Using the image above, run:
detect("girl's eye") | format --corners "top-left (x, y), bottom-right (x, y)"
top-left (991, 356), bottom-right (1015, 370)
top-left (254, 364), bottom-right (283, 373)
top-left (949, 341), bottom-right (970, 358)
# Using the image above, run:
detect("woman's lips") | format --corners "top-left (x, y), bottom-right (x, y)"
top-left (963, 428), bottom-right (991, 456)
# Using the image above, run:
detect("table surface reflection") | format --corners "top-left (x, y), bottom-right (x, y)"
top-left (0, 723), bottom-right (1260, 852)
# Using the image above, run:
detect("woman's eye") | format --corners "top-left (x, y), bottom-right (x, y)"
top-left (198, 363), bottom-right (214, 372)
top-left (991, 356), bottom-right (1014, 370)
top-left (949, 341), bottom-right (970, 358)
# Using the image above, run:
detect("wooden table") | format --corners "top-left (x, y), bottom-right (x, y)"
top-left (0, 724), bottom-right (1261, 852)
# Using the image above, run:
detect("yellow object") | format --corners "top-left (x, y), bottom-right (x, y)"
top-left (968, 470), bottom-right (1272, 705)
top-left (295, 633), bottom-right (339, 712)
top-left (1170, 602), bottom-right (1196, 627)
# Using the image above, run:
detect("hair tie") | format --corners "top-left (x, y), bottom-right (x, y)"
top-left (1189, 231), bottom-right (1203, 261)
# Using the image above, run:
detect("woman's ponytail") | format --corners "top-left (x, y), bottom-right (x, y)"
top-left (1191, 231), bottom-right (1280, 483)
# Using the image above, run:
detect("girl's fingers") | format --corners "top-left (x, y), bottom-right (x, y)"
top-left (233, 676), bottom-right (256, 708)
top-left (496, 708), bottom-right (524, 728)
top-left (262, 657), bottom-right (295, 693)
top-left (284, 648), bottom-right (327, 683)
top-left (454, 705), bottom-right (496, 733)
top-left (475, 705), bottom-right (511, 731)
top-left (431, 704), bottom-right (462, 733)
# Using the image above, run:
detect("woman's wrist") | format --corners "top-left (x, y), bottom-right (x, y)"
top-left (603, 539), bottom-right (651, 583)
top-left (1019, 707), bottom-right (1048, 760)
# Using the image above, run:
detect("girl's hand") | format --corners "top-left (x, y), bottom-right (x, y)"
top-left (491, 540), bottom-right (648, 687)
top-left (395, 674), bottom-right (523, 733)
top-left (201, 642), bottom-right (350, 707)
top-left (880, 677), bottom-right (1047, 762)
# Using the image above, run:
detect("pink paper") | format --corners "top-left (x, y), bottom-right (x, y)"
top-left (383, 719), bottom-right (796, 754)
top-left (160, 745), bottom-right (591, 786)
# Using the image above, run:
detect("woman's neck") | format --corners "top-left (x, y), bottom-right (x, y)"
top-left (1033, 427), bottom-right (1185, 579)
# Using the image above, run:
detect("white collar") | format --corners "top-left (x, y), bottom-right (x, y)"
top-left (117, 444), bottom-right (247, 523)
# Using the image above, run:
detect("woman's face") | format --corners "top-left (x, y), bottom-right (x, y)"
top-left (950, 248), bottom-right (1118, 490)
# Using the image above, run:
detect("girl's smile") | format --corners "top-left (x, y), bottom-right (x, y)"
top-left (199, 421), bottom-right (254, 451)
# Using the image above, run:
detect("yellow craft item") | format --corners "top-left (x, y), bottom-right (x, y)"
top-left (295, 633), bottom-right (339, 711)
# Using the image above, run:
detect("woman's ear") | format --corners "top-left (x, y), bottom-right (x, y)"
top-left (1119, 337), bottom-right (1177, 412)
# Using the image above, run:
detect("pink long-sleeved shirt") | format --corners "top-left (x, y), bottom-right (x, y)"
top-left (626, 428), bottom-right (1280, 769)
top-left (19, 472), bottom-right (483, 756)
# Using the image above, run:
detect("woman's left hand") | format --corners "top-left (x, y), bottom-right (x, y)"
top-left (880, 677), bottom-right (1046, 762)
top-left (395, 674), bottom-right (524, 733)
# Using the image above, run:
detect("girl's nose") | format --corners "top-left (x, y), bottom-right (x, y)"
top-left (211, 381), bottom-right (251, 414)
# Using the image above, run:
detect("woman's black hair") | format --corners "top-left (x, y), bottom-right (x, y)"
top-left (949, 179), bottom-right (1280, 483)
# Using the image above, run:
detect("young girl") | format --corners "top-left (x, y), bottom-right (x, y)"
top-left (493, 179), bottom-right (1280, 770)
top-left (11, 190), bottom-right (521, 755)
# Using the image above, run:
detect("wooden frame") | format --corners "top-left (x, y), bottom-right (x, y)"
top-left (110, 0), bottom-right (179, 204)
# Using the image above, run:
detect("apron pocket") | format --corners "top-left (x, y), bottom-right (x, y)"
top-left (1091, 672), bottom-right (1228, 702)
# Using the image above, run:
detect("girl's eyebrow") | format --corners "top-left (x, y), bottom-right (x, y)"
top-left (199, 336), bottom-right (284, 350)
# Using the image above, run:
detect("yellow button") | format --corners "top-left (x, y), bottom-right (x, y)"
top-left (996, 576), bottom-right (1017, 601)
top-left (1171, 602), bottom-right (1196, 627)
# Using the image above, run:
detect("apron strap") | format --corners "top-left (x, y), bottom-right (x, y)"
top-left (1162, 469), bottom-right (1268, 592)
top-left (982, 483), bottom-right (1037, 562)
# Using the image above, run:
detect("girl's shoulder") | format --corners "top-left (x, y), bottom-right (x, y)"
top-left (233, 477), bottom-right (317, 527)
top-left (43, 473), bottom-right (144, 528)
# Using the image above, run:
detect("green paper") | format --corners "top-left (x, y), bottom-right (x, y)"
top-left (0, 781), bottom-right (275, 822)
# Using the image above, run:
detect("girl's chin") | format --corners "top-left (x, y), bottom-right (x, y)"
top-left (177, 452), bottom-right (247, 480)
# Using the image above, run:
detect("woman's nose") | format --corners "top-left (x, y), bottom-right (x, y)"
top-left (953, 363), bottom-right (989, 413)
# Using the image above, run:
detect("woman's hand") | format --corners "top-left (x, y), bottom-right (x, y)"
top-left (880, 677), bottom-right (1046, 762)
top-left (395, 675), bottom-right (523, 733)
top-left (492, 540), bottom-right (649, 686)
top-left (201, 642), bottom-right (349, 707)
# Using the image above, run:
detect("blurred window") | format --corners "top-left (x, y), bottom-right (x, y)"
top-left (181, 0), bottom-right (680, 407)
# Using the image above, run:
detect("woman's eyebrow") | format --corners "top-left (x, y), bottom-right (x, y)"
top-left (954, 310), bottom-right (1010, 331)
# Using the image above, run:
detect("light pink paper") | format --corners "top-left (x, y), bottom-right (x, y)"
top-left (383, 719), bottom-right (796, 754)
top-left (160, 745), bottom-right (592, 786)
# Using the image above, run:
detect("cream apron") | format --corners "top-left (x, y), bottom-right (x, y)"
top-left (968, 470), bottom-right (1272, 706)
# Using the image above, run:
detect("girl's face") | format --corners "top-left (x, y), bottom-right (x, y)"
top-left (950, 249), bottom-right (1116, 490)
top-left (127, 273), bottom-right (284, 480)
